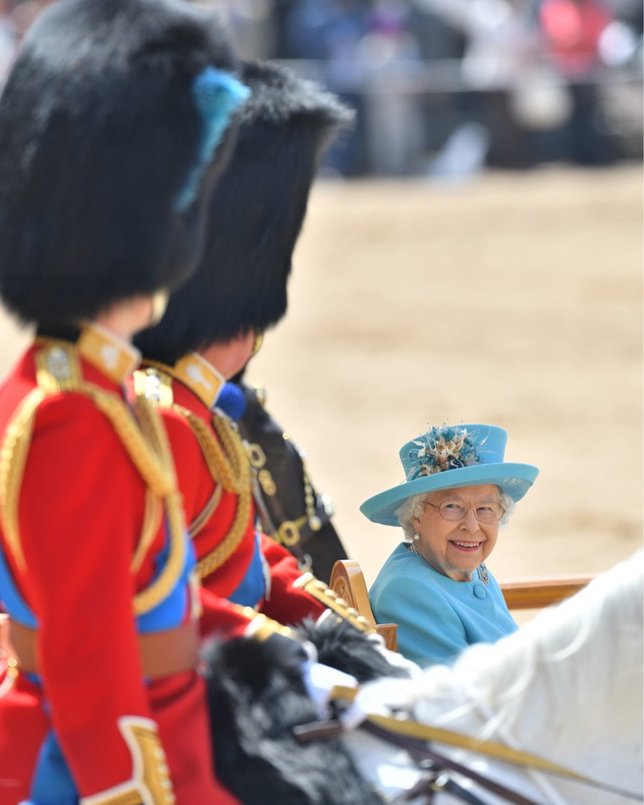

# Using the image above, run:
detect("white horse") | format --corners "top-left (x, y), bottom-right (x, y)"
top-left (345, 550), bottom-right (644, 804)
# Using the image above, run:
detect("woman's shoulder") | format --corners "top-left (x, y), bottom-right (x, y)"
top-left (372, 545), bottom-right (450, 597)
top-left (375, 543), bottom-right (425, 577)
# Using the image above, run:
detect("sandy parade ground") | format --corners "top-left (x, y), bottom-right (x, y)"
top-left (0, 165), bottom-right (641, 595)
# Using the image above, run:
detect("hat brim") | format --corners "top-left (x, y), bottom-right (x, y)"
top-left (360, 462), bottom-right (539, 526)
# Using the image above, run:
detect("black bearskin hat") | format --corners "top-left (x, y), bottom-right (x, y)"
top-left (0, 0), bottom-right (248, 325)
top-left (135, 61), bottom-right (352, 364)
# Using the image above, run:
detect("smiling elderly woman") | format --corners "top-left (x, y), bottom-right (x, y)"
top-left (361, 424), bottom-right (539, 667)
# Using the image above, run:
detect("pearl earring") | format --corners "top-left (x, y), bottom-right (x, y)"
top-left (413, 532), bottom-right (420, 541)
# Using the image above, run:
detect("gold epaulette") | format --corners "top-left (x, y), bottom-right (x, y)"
top-left (188, 411), bottom-right (252, 579)
top-left (0, 343), bottom-right (186, 617)
top-left (293, 573), bottom-right (375, 634)
top-left (237, 605), bottom-right (296, 641)
top-left (133, 365), bottom-right (174, 409)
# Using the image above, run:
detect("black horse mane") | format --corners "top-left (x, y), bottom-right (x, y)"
top-left (298, 615), bottom-right (410, 683)
top-left (202, 616), bottom-right (406, 804)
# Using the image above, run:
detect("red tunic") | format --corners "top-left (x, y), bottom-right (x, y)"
top-left (0, 332), bottom-right (237, 804)
top-left (137, 355), bottom-right (325, 634)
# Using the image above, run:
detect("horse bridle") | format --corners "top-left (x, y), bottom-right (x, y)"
top-left (294, 718), bottom-right (541, 805)
top-left (294, 714), bottom-right (644, 805)
top-left (360, 719), bottom-right (541, 805)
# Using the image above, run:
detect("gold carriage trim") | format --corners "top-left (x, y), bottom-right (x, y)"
top-left (0, 342), bottom-right (187, 616)
top-left (293, 573), bottom-right (375, 634)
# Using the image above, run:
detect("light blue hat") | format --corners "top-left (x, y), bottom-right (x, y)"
top-left (360, 424), bottom-right (539, 526)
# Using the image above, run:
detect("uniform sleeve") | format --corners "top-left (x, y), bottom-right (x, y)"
top-left (371, 573), bottom-right (467, 668)
top-left (259, 534), bottom-right (325, 625)
top-left (17, 394), bottom-right (161, 796)
top-left (164, 409), bottom-right (256, 601)
top-left (198, 585), bottom-right (257, 639)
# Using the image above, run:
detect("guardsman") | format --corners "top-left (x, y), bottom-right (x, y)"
top-left (0, 0), bottom-right (249, 801)
top-left (134, 61), bottom-right (352, 631)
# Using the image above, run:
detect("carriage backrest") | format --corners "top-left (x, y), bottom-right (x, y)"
top-left (329, 559), bottom-right (398, 651)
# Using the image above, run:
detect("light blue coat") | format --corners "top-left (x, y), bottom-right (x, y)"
top-left (369, 542), bottom-right (517, 667)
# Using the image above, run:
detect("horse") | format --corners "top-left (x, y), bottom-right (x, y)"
top-left (203, 550), bottom-right (643, 804)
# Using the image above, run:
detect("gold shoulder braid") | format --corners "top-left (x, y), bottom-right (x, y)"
top-left (193, 412), bottom-right (253, 579)
top-left (136, 363), bottom-right (247, 495)
top-left (237, 605), bottom-right (295, 641)
top-left (132, 364), bottom-right (174, 410)
top-left (0, 343), bottom-right (186, 615)
top-left (80, 717), bottom-right (175, 805)
top-left (134, 366), bottom-right (217, 539)
top-left (0, 388), bottom-right (46, 570)
top-left (128, 394), bottom-right (186, 616)
top-left (135, 365), bottom-right (253, 578)
top-left (175, 405), bottom-right (247, 495)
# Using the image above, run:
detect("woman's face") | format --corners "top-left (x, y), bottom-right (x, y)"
top-left (412, 484), bottom-right (502, 581)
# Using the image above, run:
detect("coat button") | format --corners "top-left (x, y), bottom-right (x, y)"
top-left (473, 584), bottom-right (487, 599)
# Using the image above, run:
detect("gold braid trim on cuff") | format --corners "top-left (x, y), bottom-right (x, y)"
top-left (237, 605), bottom-right (295, 641)
top-left (293, 573), bottom-right (375, 634)
top-left (81, 789), bottom-right (143, 805)
top-left (80, 717), bottom-right (175, 805)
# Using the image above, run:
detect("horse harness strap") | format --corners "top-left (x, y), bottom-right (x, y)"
top-left (325, 685), bottom-right (643, 803)
top-left (293, 717), bottom-right (538, 805)
top-left (361, 720), bottom-right (541, 805)
top-left (366, 711), bottom-right (590, 783)
top-left (8, 619), bottom-right (199, 680)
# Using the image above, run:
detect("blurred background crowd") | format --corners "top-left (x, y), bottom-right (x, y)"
top-left (1, 0), bottom-right (642, 177)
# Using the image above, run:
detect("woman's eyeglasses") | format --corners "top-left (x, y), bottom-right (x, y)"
top-left (426, 500), bottom-right (504, 524)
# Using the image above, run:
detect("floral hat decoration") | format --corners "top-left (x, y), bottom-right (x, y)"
top-left (360, 423), bottom-right (539, 526)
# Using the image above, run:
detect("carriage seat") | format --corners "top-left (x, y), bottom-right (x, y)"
top-left (329, 559), bottom-right (595, 653)
top-left (329, 559), bottom-right (398, 651)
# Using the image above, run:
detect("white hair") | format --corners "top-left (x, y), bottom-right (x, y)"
top-left (395, 487), bottom-right (515, 541)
